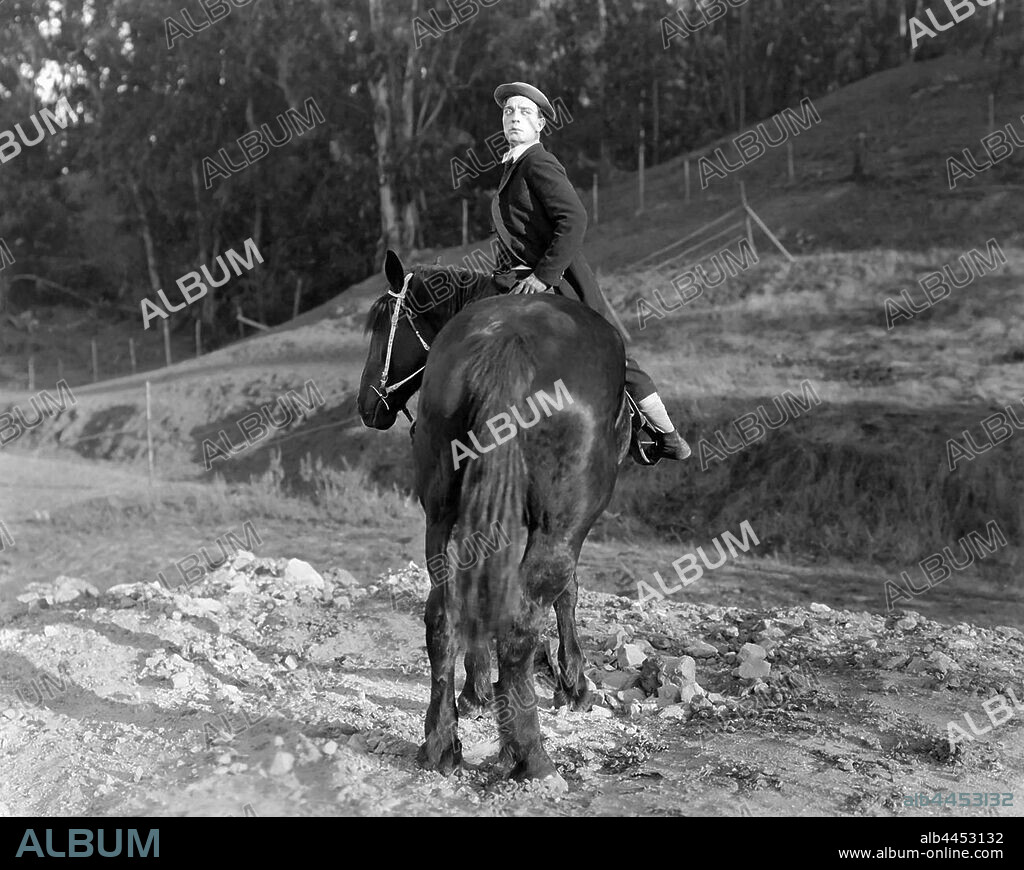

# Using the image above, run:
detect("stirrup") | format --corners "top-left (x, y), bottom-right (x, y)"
top-left (625, 394), bottom-right (661, 467)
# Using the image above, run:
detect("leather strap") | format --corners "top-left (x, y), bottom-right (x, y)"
top-left (491, 164), bottom-right (529, 269)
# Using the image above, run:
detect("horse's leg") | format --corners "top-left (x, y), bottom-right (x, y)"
top-left (552, 569), bottom-right (591, 712)
top-left (417, 520), bottom-right (462, 774)
top-left (494, 600), bottom-right (566, 790)
top-left (494, 534), bottom-right (576, 790)
top-left (458, 645), bottom-right (492, 718)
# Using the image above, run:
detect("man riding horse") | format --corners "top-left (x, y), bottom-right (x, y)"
top-left (489, 81), bottom-right (690, 463)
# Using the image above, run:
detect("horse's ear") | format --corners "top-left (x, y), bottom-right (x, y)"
top-left (383, 250), bottom-right (405, 290)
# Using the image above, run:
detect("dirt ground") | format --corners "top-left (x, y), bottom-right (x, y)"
top-left (0, 555), bottom-right (1021, 817)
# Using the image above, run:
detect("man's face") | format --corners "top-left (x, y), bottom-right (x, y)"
top-left (502, 96), bottom-right (545, 148)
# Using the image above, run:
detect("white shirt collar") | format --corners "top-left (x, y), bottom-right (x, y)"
top-left (501, 140), bottom-right (540, 164)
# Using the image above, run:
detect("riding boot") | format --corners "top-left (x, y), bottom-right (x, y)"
top-left (637, 393), bottom-right (691, 461)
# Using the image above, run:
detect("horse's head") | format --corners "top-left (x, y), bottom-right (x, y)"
top-left (358, 250), bottom-right (437, 429)
top-left (360, 250), bottom-right (499, 429)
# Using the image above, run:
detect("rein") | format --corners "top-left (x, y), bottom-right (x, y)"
top-left (373, 272), bottom-right (432, 423)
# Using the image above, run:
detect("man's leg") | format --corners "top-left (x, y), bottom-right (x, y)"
top-left (625, 357), bottom-right (691, 461)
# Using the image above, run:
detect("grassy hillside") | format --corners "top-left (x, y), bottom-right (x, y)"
top-left (2, 52), bottom-right (1022, 624)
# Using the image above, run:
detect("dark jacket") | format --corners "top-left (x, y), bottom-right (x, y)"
top-left (490, 142), bottom-right (613, 321)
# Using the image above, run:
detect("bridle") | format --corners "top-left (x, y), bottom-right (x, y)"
top-left (373, 271), bottom-right (432, 424)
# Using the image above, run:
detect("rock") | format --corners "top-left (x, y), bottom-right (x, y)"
top-left (660, 704), bottom-right (689, 721)
top-left (231, 551), bottom-right (257, 570)
top-left (738, 659), bottom-right (771, 680)
top-left (170, 672), bottom-right (191, 690)
top-left (619, 688), bottom-right (646, 706)
top-left (927, 651), bottom-right (959, 673)
top-left (297, 735), bottom-right (322, 764)
top-left (269, 751), bottom-right (294, 776)
top-left (616, 643), bottom-right (646, 669)
top-left (331, 568), bottom-right (361, 589)
top-left (639, 657), bottom-right (663, 694)
top-left (738, 643), bottom-right (767, 663)
top-left (657, 684), bottom-right (682, 706)
top-left (679, 682), bottom-right (705, 704)
top-left (606, 627), bottom-right (630, 651)
top-left (906, 657), bottom-right (929, 673)
top-left (754, 622), bottom-right (786, 642)
top-left (284, 655), bottom-right (299, 670)
top-left (896, 616), bottom-right (918, 631)
top-left (322, 740), bottom-right (339, 756)
top-left (809, 602), bottom-right (832, 613)
top-left (588, 705), bottom-right (613, 718)
top-left (282, 559), bottom-right (325, 592)
top-left (217, 753), bottom-right (232, 765)
top-left (676, 656), bottom-right (697, 683)
top-left (596, 669), bottom-right (640, 691)
top-left (882, 654), bottom-right (909, 670)
top-left (690, 694), bottom-right (713, 711)
top-left (42, 625), bottom-right (58, 637)
top-left (684, 640), bottom-right (718, 658)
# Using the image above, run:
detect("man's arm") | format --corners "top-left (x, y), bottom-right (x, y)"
top-left (522, 152), bottom-right (587, 287)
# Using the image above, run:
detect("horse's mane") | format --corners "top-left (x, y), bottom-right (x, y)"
top-left (363, 265), bottom-right (497, 335)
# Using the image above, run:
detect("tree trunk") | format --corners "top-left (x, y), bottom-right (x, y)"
top-left (737, 3), bottom-right (748, 129)
top-left (368, 0), bottom-right (403, 259)
top-left (191, 159), bottom-right (215, 329)
top-left (129, 178), bottom-right (163, 304)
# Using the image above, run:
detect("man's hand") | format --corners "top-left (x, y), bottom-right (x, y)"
top-left (510, 273), bottom-right (549, 294)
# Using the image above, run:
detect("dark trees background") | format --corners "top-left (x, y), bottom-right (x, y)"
top-left (0, 0), bottom-right (1018, 345)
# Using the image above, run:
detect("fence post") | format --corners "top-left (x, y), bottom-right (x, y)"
top-left (853, 131), bottom-right (866, 181)
top-left (787, 140), bottom-right (795, 184)
top-left (684, 158), bottom-right (691, 203)
top-left (592, 173), bottom-right (599, 225)
top-left (461, 199), bottom-right (469, 246)
top-left (91, 339), bottom-right (98, 383)
top-left (195, 320), bottom-right (201, 358)
top-left (739, 181), bottom-right (758, 259)
top-left (27, 355), bottom-right (34, 391)
top-left (292, 277), bottom-right (303, 319)
top-left (129, 337), bottom-right (137, 374)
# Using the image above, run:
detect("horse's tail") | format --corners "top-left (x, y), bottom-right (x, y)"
top-left (455, 332), bottom-right (532, 645)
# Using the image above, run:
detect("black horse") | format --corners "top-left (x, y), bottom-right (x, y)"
top-left (359, 250), bottom-right (631, 790)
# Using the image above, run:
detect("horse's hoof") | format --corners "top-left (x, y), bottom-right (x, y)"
top-left (553, 685), bottom-right (592, 713)
top-left (457, 692), bottom-right (492, 719)
top-left (539, 771), bottom-right (569, 795)
top-left (509, 753), bottom-right (563, 787)
top-left (416, 740), bottom-right (462, 775)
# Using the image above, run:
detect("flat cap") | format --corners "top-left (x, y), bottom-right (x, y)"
top-left (493, 82), bottom-right (555, 119)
